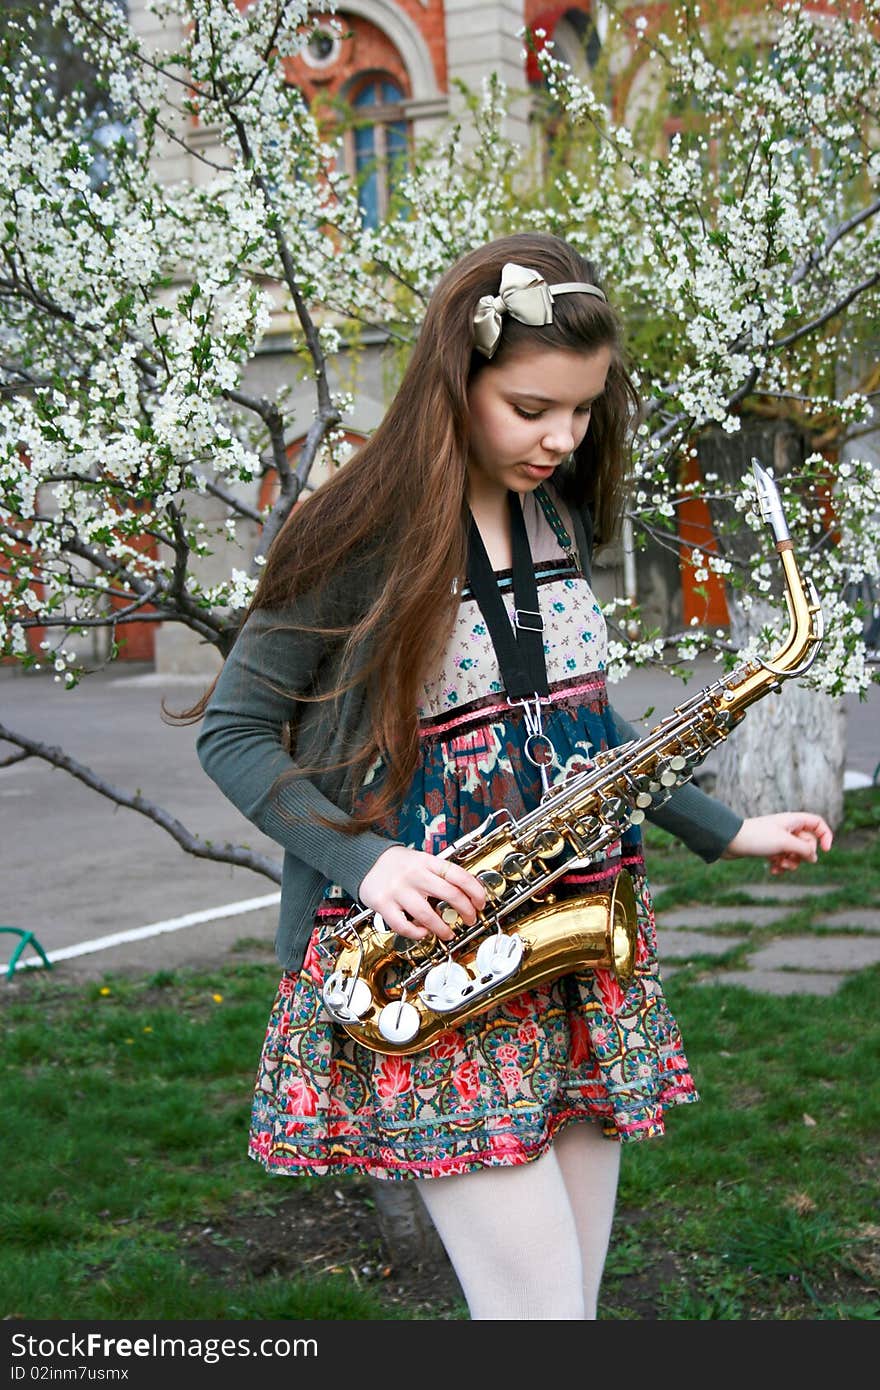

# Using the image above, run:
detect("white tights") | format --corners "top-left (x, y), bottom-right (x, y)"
top-left (416, 1121), bottom-right (621, 1320)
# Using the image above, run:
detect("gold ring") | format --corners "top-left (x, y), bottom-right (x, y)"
top-left (435, 862), bottom-right (448, 879)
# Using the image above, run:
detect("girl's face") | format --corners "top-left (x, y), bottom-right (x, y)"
top-left (465, 345), bottom-right (612, 504)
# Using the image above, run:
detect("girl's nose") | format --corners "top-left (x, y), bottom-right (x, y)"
top-left (541, 419), bottom-right (576, 454)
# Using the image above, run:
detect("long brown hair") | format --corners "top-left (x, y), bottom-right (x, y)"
top-left (178, 232), bottom-right (640, 831)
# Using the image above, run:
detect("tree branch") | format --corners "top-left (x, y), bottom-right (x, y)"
top-left (0, 721), bottom-right (282, 882)
top-left (0, 519), bottom-right (224, 645)
top-left (196, 471), bottom-right (264, 523)
top-left (773, 270), bottom-right (880, 350)
top-left (0, 746), bottom-right (30, 769)
top-left (790, 195), bottom-right (880, 287)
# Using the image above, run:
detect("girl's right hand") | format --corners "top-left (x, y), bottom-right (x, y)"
top-left (357, 845), bottom-right (488, 942)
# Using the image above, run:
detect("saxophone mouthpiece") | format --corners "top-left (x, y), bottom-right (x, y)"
top-left (751, 458), bottom-right (791, 544)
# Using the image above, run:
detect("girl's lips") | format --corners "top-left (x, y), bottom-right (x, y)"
top-left (521, 463), bottom-right (556, 479)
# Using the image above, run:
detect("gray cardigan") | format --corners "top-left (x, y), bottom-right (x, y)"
top-left (197, 499), bottom-right (743, 972)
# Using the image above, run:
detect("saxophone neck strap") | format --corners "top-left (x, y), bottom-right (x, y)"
top-left (534, 483), bottom-right (583, 576)
top-left (466, 489), bottom-right (550, 700)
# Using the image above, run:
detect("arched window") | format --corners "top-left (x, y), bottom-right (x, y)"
top-left (258, 429), bottom-right (370, 513)
top-left (346, 76), bottom-right (409, 228)
top-left (526, 8), bottom-right (603, 179)
top-left (525, 6), bottom-right (601, 86)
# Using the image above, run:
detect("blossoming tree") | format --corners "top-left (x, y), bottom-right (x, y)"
top-left (1, 0), bottom-right (878, 860)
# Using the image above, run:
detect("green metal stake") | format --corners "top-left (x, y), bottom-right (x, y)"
top-left (1, 927), bottom-right (53, 981)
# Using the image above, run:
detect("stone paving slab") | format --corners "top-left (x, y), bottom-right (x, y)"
top-left (660, 905), bottom-right (792, 929)
top-left (696, 969), bottom-right (846, 997)
top-left (656, 930), bottom-right (748, 959)
top-left (743, 935), bottom-right (880, 972)
top-left (814, 908), bottom-right (880, 933)
top-left (720, 882), bottom-right (840, 902)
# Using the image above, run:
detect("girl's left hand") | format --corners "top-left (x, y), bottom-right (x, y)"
top-left (722, 812), bottom-right (834, 875)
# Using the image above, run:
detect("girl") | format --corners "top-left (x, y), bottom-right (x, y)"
top-left (194, 233), bottom-right (832, 1321)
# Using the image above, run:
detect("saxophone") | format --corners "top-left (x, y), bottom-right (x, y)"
top-left (321, 460), bottom-right (824, 1054)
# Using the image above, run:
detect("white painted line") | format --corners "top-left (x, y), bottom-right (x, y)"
top-left (1, 892), bottom-right (282, 971)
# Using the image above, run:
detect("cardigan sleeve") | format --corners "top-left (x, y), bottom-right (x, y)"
top-left (610, 708), bottom-right (743, 862)
top-left (196, 589), bottom-right (400, 900)
top-left (568, 491), bottom-right (744, 863)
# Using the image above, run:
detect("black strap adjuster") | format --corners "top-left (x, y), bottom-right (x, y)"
top-left (514, 608), bottom-right (544, 633)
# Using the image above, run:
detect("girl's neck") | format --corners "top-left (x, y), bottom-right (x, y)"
top-left (467, 471), bottom-right (515, 570)
top-left (466, 466), bottom-right (509, 522)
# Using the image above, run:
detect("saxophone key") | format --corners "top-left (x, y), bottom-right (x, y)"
top-left (437, 901), bottom-right (462, 927)
top-left (323, 972), bottom-right (372, 1021)
top-left (630, 775), bottom-right (654, 808)
top-left (655, 760), bottom-right (678, 787)
top-left (377, 999), bottom-right (421, 1046)
top-left (394, 931), bottom-right (439, 963)
top-left (422, 960), bottom-right (472, 1011)
top-left (501, 852), bottom-right (532, 880)
top-left (570, 817), bottom-right (603, 857)
top-left (575, 816), bottom-right (601, 838)
top-left (477, 869), bottom-right (507, 901)
top-left (475, 932), bottom-right (524, 982)
top-left (532, 829), bottom-right (566, 859)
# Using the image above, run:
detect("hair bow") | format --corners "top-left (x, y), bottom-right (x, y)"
top-left (472, 262), bottom-right (607, 360)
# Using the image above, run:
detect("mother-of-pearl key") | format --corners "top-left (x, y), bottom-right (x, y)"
top-left (475, 932), bottom-right (523, 981)
top-left (422, 959), bottom-right (471, 1010)
top-left (323, 972), bottom-right (372, 1020)
top-left (377, 999), bottom-right (421, 1045)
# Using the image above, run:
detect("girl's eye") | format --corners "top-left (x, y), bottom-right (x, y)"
top-left (512, 404), bottom-right (595, 421)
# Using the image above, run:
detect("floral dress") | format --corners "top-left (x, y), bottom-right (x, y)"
top-left (248, 489), bottom-right (698, 1181)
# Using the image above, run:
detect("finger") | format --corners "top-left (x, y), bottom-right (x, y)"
top-left (382, 910), bottom-right (429, 941)
top-left (790, 815), bottom-right (834, 850)
top-left (428, 871), bottom-right (481, 925)
top-left (779, 831), bottom-right (818, 861)
top-left (440, 863), bottom-right (488, 910)
top-left (399, 888), bottom-right (455, 941)
top-left (372, 899), bottom-right (429, 940)
top-left (430, 859), bottom-right (488, 912)
top-left (770, 851), bottom-right (806, 873)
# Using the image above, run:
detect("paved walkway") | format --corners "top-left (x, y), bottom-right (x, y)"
top-left (651, 879), bottom-right (880, 995)
top-left (1, 662), bottom-right (877, 996)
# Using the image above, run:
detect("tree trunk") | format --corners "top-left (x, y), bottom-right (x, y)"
top-left (368, 1177), bottom-right (454, 1270)
top-left (698, 418), bottom-right (846, 829)
top-left (714, 602), bottom-right (846, 828)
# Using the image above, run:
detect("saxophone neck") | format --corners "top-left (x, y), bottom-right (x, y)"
top-left (752, 458), bottom-right (790, 543)
top-left (726, 461), bottom-right (826, 699)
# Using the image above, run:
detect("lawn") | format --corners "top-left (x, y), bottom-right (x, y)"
top-left (2, 788), bottom-right (878, 1321)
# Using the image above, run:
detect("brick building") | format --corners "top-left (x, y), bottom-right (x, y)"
top-left (125, 1), bottom-right (638, 672)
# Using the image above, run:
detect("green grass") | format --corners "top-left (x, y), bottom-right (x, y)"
top-left (600, 786), bottom-right (880, 1320)
top-left (1, 964), bottom-right (399, 1320)
top-left (2, 788), bottom-right (878, 1321)
top-left (602, 964), bottom-right (880, 1319)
